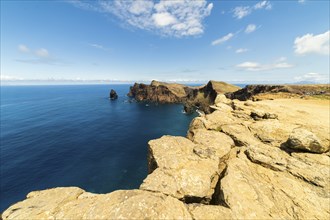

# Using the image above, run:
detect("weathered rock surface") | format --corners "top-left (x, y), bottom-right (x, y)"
top-left (221, 154), bottom-right (329, 219)
top-left (109, 89), bottom-right (118, 100)
top-left (2, 188), bottom-right (192, 219)
top-left (140, 135), bottom-right (222, 203)
top-left (187, 204), bottom-right (233, 220)
top-left (2, 95), bottom-right (330, 219)
top-left (285, 128), bottom-right (329, 153)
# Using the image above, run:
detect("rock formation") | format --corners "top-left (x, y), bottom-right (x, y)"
top-left (226, 84), bottom-right (330, 101)
top-left (2, 91), bottom-right (330, 219)
top-left (128, 80), bottom-right (240, 113)
top-left (109, 89), bottom-right (118, 100)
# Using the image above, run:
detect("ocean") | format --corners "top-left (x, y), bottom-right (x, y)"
top-left (0, 85), bottom-right (197, 212)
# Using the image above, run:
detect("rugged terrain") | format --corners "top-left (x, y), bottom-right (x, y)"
top-left (128, 80), bottom-right (240, 113)
top-left (227, 84), bottom-right (330, 101)
top-left (2, 92), bottom-right (329, 219)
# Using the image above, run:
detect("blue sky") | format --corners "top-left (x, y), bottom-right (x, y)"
top-left (1, 0), bottom-right (329, 84)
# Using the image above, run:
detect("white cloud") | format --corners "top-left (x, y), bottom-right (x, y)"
top-left (236, 58), bottom-right (294, 71)
top-left (294, 72), bottom-right (329, 82)
top-left (232, 6), bottom-right (251, 19)
top-left (152, 12), bottom-right (177, 27)
top-left (129, 0), bottom-right (154, 15)
top-left (18, 44), bottom-right (30, 53)
top-left (233, 1), bottom-right (271, 19)
top-left (35, 48), bottom-right (50, 58)
top-left (71, 0), bottom-right (213, 37)
top-left (254, 1), bottom-right (272, 10)
top-left (298, 0), bottom-right (305, 4)
top-left (236, 48), bottom-right (249, 53)
top-left (245, 24), bottom-right (257, 34)
top-left (294, 30), bottom-right (329, 55)
top-left (237, 62), bottom-right (261, 71)
top-left (211, 33), bottom-right (234, 46)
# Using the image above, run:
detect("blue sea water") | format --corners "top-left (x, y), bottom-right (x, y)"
top-left (0, 85), bottom-right (197, 212)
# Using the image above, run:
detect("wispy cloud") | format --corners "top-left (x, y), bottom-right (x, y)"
top-left (294, 72), bottom-right (329, 82)
top-left (70, 0), bottom-right (213, 37)
top-left (298, 0), bottom-right (306, 4)
top-left (294, 30), bottom-right (329, 55)
top-left (18, 44), bottom-right (30, 53)
top-left (35, 48), bottom-right (50, 58)
top-left (88, 43), bottom-right (110, 51)
top-left (254, 1), bottom-right (272, 10)
top-left (211, 33), bottom-right (234, 46)
top-left (235, 48), bottom-right (249, 54)
top-left (245, 24), bottom-right (257, 34)
top-left (236, 57), bottom-right (294, 71)
top-left (16, 44), bottom-right (66, 65)
top-left (233, 1), bottom-right (272, 19)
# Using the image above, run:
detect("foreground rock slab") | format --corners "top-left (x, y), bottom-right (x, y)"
top-left (2, 188), bottom-right (192, 220)
top-left (140, 135), bottom-right (229, 203)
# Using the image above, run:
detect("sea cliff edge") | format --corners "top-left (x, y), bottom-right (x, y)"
top-left (2, 82), bottom-right (330, 219)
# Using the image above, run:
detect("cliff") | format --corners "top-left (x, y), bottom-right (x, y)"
top-left (128, 80), bottom-right (240, 113)
top-left (226, 84), bottom-right (330, 101)
top-left (2, 94), bottom-right (329, 219)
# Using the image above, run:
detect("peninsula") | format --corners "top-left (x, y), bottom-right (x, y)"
top-left (2, 82), bottom-right (330, 219)
top-left (127, 80), bottom-right (240, 113)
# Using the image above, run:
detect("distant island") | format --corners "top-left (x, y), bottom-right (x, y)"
top-left (2, 81), bottom-right (329, 219)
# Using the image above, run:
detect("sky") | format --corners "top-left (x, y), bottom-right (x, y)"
top-left (1, 0), bottom-right (329, 84)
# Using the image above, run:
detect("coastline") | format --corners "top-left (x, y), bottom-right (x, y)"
top-left (2, 83), bottom-right (330, 219)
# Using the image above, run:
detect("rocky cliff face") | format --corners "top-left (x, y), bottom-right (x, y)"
top-left (128, 80), bottom-right (240, 113)
top-left (227, 84), bottom-right (330, 101)
top-left (2, 95), bottom-right (330, 219)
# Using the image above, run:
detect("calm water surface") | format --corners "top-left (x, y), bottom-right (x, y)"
top-left (0, 85), bottom-right (197, 211)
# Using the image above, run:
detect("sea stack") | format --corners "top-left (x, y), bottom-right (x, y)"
top-left (109, 89), bottom-right (118, 100)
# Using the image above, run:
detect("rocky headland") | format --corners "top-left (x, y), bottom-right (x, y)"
top-left (2, 83), bottom-right (330, 219)
top-left (127, 80), bottom-right (240, 113)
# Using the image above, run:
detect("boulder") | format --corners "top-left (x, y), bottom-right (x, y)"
top-left (220, 123), bottom-right (259, 146)
top-left (250, 110), bottom-right (278, 120)
top-left (109, 89), bottom-right (118, 100)
top-left (190, 129), bottom-right (234, 161)
top-left (214, 94), bottom-right (231, 105)
top-left (285, 128), bottom-right (328, 153)
top-left (140, 136), bottom-right (220, 203)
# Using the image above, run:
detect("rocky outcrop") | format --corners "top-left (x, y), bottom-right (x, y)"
top-left (109, 89), bottom-right (118, 100)
top-left (2, 94), bottom-right (330, 219)
top-left (226, 84), bottom-right (330, 101)
top-left (128, 80), bottom-right (240, 113)
top-left (284, 128), bottom-right (329, 153)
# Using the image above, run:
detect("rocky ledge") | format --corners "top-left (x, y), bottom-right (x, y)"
top-left (127, 80), bottom-right (240, 113)
top-left (2, 94), bottom-right (330, 219)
